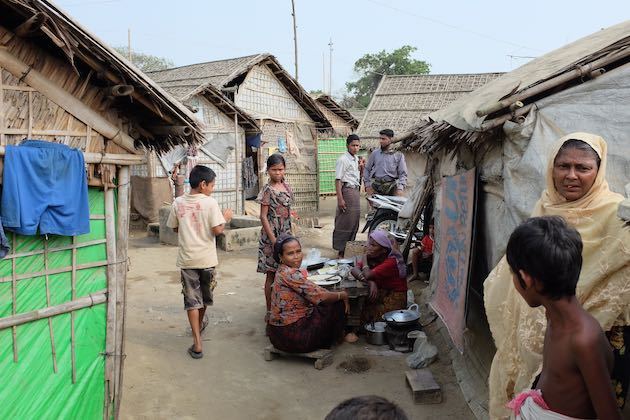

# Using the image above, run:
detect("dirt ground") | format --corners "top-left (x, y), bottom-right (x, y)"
top-left (119, 197), bottom-right (473, 420)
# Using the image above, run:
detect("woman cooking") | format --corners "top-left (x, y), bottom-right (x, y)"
top-left (268, 234), bottom-right (350, 353)
top-left (484, 132), bottom-right (630, 419)
top-left (351, 230), bottom-right (408, 324)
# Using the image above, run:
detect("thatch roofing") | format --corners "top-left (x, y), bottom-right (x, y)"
top-left (150, 54), bottom-right (331, 128)
top-left (0, 0), bottom-right (203, 152)
top-left (401, 20), bottom-right (630, 155)
top-left (314, 94), bottom-right (359, 129)
top-left (357, 73), bottom-right (503, 149)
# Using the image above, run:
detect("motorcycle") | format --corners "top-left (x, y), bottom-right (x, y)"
top-left (362, 194), bottom-right (424, 245)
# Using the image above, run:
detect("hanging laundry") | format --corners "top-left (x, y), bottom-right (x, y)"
top-left (1, 140), bottom-right (90, 236)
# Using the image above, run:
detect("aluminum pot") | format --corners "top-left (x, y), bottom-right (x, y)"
top-left (364, 321), bottom-right (387, 345)
top-left (382, 303), bottom-right (420, 327)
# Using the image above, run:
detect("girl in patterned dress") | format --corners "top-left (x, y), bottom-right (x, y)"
top-left (257, 154), bottom-right (294, 322)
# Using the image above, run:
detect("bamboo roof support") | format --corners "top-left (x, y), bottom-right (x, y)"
top-left (0, 147), bottom-right (145, 165)
top-left (0, 291), bottom-right (107, 330)
top-left (14, 13), bottom-right (47, 38)
top-left (0, 47), bottom-right (140, 154)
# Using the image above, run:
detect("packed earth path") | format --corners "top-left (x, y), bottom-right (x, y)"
top-left (120, 198), bottom-right (473, 420)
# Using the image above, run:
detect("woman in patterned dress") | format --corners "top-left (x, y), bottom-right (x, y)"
top-left (257, 154), bottom-right (294, 322)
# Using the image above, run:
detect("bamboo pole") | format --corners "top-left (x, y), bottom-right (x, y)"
top-left (70, 236), bottom-right (77, 384)
top-left (11, 233), bottom-right (17, 362)
top-left (0, 291), bottom-right (107, 330)
top-left (0, 260), bottom-right (110, 284)
top-left (114, 165), bottom-right (131, 416)
top-left (476, 48), bottom-right (630, 118)
top-left (44, 238), bottom-right (58, 373)
top-left (0, 238), bottom-right (105, 261)
top-left (104, 186), bottom-right (117, 420)
top-left (0, 147), bottom-right (145, 165)
top-left (234, 113), bottom-right (240, 213)
top-left (0, 47), bottom-right (140, 154)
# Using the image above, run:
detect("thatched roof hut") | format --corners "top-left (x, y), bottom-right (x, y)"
top-left (358, 73), bottom-right (503, 150)
top-left (150, 54), bottom-right (334, 214)
top-left (358, 73), bottom-right (502, 186)
top-left (313, 94), bottom-right (358, 137)
top-left (398, 20), bottom-right (630, 419)
top-left (0, 1), bottom-right (201, 419)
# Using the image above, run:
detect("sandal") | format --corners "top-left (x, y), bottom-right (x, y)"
top-left (187, 345), bottom-right (203, 359)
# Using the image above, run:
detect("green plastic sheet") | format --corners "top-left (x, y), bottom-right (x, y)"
top-left (0, 188), bottom-right (109, 419)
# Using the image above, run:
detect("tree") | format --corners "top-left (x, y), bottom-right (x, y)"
top-left (113, 47), bottom-right (174, 72)
top-left (345, 45), bottom-right (430, 108)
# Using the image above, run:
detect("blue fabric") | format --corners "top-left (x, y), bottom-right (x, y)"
top-left (1, 140), bottom-right (90, 236)
top-left (0, 219), bottom-right (9, 258)
top-left (246, 134), bottom-right (261, 148)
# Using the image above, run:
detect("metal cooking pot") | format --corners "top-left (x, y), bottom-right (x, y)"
top-left (382, 303), bottom-right (420, 327)
top-left (364, 321), bottom-right (387, 345)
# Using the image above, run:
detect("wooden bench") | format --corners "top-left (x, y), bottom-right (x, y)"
top-left (264, 345), bottom-right (334, 370)
top-left (405, 369), bottom-right (442, 404)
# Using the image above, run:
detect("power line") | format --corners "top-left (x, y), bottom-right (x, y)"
top-left (364, 0), bottom-right (542, 53)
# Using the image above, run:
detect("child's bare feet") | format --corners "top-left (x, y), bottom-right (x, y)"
top-left (344, 332), bottom-right (359, 343)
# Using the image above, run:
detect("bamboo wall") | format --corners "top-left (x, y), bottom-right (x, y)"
top-left (236, 64), bottom-right (311, 123)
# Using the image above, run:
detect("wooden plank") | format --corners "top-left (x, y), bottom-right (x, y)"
top-left (405, 369), bottom-right (442, 404)
top-left (114, 166), bottom-right (131, 415)
top-left (103, 186), bottom-right (117, 420)
top-left (264, 345), bottom-right (334, 370)
top-left (44, 238), bottom-right (58, 373)
top-left (27, 90), bottom-right (32, 139)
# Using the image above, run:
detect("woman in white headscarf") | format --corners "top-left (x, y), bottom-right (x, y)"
top-left (484, 132), bottom-right (630, 419)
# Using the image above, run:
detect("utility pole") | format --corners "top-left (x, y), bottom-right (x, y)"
top-left (291, 0), bottom-right (298, 81)
top-left (127, 28), bottom-right (132, 63)
top-left (322, 52), bottom-right (325, 93)
top-left (328, 38), bottom-right (333, 94)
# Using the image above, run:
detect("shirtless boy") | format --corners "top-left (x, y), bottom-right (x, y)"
top-left (505, 216), bottom-right (621, 419)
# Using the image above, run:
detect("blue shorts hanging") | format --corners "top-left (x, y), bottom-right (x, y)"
top-left (1, 140), bottom-right (90, 236)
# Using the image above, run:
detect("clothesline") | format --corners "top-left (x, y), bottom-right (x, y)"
top-left (0, 146), bottom-right (146, 166)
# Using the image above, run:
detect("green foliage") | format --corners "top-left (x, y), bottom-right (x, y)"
top-left (345, 45), bottom-right (430, 108)
top-left (309, 89), bottom-right (325, 96)
top-left (113, 47), bottom-right (174, 72)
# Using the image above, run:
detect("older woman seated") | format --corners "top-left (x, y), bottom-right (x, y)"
top-left (268, 234), bottom-right (349, 353)
top-left (351, 230), bottom-right (408, 324)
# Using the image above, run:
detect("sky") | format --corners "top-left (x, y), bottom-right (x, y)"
top-left (58, 0), bottom-right (628, 99)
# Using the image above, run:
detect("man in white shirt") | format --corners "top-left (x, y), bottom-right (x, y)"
top-left (333, 134), bottom-right (362, 258)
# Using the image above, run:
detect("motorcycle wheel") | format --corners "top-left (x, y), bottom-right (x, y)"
top-left (368, 212), bottom-right (398, 234)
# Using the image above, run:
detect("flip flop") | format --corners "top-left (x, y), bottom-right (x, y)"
top-left (188, 345), bottom-right (203, 359)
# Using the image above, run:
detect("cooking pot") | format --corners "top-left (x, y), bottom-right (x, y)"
top-left (382, 303), bottom-right (420, 327)
top-left (365, 321), bottom-right (387, 345)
